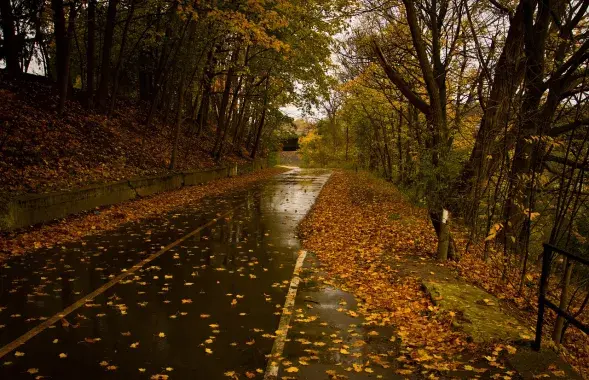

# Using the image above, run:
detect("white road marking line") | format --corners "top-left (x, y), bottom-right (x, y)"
top-left (0, 206), bottom-right (239, 359)
top-left (264, 250), bottom-right (307, 379)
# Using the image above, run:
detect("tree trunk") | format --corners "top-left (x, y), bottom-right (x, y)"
top-left (170, 74), bottom-right (186, 170)
top-left (108, 0), bottom-right (136, 115)
top-left (552, 259), bottom-right (573, 343)
top-left (345, 125), bottom-right (349, 161)
top-left (217, 76), bottom-right (243, 159)
top-left (397, 107), bottom-right (404, 182)
top-left (213, 46), bottom-right (240, 157)
top-left (251, 77), bottom-right (270, 159)
top-left (51, 0), bottom-right (74, 113)
top-left (0, 0), bottom-right (20, 76)
top-left (196, 45), bottom-right (216, 136)
top-left (438, 214), bottom-right (450, 261)
top-left (503, 0), bottom-right (551, 252)
top-left (454, 2), bottom-right (526, 213)
top-left (96, 0), bottom-right (119, 111)
top-left (234, 98), bottom-right (250, 150)
top-left (86, 0), bottom-right (96, 108)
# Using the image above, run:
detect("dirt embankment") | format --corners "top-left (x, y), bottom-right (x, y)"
top-left (0, 76), bottom-right (251, 199)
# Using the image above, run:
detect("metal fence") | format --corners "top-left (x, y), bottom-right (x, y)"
top-left (534, 243), bottom-right (589, 350)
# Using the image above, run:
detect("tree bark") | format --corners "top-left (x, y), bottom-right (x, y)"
top-left (213, 46), bottom-right (240, 157)
top-left (170, 74), bottom-right (186, 170)
top-left (196, 44), bottom-right (216, 136)
top-left (51, 0), bottom-right (69, 113)
top-left (454, 1), bottom-right (526, 212)
top-left (0, 0), bottom-right (20, 76)
top-left (108, 0), bottom-right (136, 115)
top-left (251, 76), bottom-right (270, 159)
top-left (96, 0), bottom-right (119, 111)
top-left (86, 0), bottom-right (96, 108)
top-left (397, 107), bottom-right (404, 182)
top-left (552, 259), bottom-right (573, 343)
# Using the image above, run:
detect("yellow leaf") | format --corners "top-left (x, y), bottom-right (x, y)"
top-left (285, 367), bottom-right (299, 373)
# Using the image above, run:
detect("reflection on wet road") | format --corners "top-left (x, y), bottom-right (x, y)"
top-left (0, 168), bottom-right (330, 379)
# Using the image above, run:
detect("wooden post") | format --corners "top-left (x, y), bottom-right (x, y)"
top-left (437, 209), bottom-right (450, 261)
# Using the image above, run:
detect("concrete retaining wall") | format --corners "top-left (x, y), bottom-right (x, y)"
top-left (0, 159), bottom-right (269, 231)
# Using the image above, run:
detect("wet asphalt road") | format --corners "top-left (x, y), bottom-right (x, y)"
top-left (0, 169), bottom-right (331, 379)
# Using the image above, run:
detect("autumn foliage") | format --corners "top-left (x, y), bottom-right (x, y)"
top-left (300, 170), bottom-right (587, 377)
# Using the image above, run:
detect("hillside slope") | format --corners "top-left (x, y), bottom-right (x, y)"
top-left (0, 75), bottom-right (251, 198)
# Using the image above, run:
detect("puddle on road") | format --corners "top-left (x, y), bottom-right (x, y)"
top-left (0, 168), bottom-right (330, 379)
top-left (278, 254), bottom-right (402, 380)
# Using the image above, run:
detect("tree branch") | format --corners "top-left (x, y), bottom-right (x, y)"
top-left (545, 154), bottom-right (589, 171)
top-left (488, 0), bottom-right (514, 19)
top-left (371, 39), bottom-right (431, 116)
top-left (548, 119), bottom-right (589, 137)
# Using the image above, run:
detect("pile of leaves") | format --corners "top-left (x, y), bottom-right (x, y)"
top-left (298, 170), bottom-right (579, 378)
top-left (299, 171), bottom-right (479, 375)
top-left (0, 167), bottom-right (287, 260)
top-left (0, 77), bottom-right (248, 198)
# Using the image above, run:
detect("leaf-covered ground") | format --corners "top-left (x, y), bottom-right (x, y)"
top-left (298, 170), bottom-right (585, 379)
top-left (0, 77), bottom-right (251, 198)
top-left (0, 167), bottom-right (288, 261)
